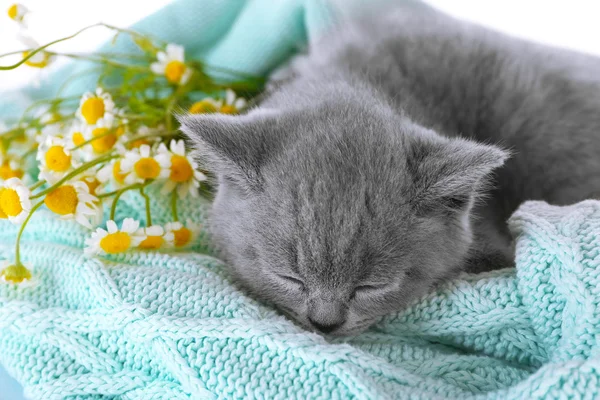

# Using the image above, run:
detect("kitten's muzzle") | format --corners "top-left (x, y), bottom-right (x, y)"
top-left (308, 318), bottom-right (343, 334)
top-left (307, 297), bottom-right (347, 334)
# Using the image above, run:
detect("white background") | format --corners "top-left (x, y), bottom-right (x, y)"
top-left (0, 0), bottom-right (600, 92)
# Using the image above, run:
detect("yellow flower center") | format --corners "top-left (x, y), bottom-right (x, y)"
top-left (165, 61), bottom-right (186, 84)
top-left (72, 132), bottom-right (85, 147)
top-left (45, 145), bottom-right (71, 172)
top-left (0, 190), bottom-right (7, 219)
top-left (129, 139), bottom-right (150, 149)
top-left (91, 128), bottom-right (117, 154)
top-left (170, 155), bottom-right (193, 182)
top-left (219, 105), bottom-right (238, 115)
top-left (44, 185), bottom-right (78, 215)
top-left (81, 97), bottom-right (106, 125)
top-left (0, 162), bottom-right (24, 180)
top-left (1, 264), bottom-right (32, 284)
top-left (84, 178), bottom-right (101, 196)
top-left (7, 4), bottom-right (18, 20)
top-left (112, 161), bottom-right (127, 184)
top-left (189, 100), bottom-right (217, 114)
top-left (134, 158), bottom-right (161, 180)
top-left (100, 232), bottom-right (131, 254)
top-left (0, 188), bottom-right (23, 217)
top-left (22, 51), bottom-right (50, 68)
top-left (173, 227), bottom-right (192, 247)
top-left (115, 125), bottom-right (126, 137)
top-left (139, 235), bottom-right (164, 250)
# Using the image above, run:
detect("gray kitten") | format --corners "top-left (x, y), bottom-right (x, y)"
top-left (181, 2), bottom-right (600, 336)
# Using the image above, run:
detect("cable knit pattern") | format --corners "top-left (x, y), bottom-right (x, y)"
top-left (2, 0), bottom-right (600, 397)
top-left (1, 189), bottom-right (600, 399)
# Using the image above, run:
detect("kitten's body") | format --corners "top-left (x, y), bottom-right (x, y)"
top-left (182, 3), bottom-right (600, 335)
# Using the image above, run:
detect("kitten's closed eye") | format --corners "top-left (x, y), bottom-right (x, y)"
top-left (351, 283), bottom-right (390, 300)
top-left (276, 274), bottom-right (306, 292)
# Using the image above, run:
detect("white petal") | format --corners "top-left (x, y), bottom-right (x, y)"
top-left (161, 180), bottom-right (177, 195)
top-left (150, 63), bottom-right (165, 75)
top-left (76, 215), bottom-right (93, 229)
top-left (234, 98), bottom-right (247, 110)
top-left (140, 145), bottom-right (151, 158)
top-left (145, 226), bottom-right (164, 236)
top-left (121, 218), bottom-right (140, 234)
top-left (167, 44), bottom-right (185, 61)
top-left (157, 143), bottom-right (168, 154)
top-left (177, 183), bottom-right (190, 199)
top-left (106, 220), bottom-right (118, 233)
top-left (225, 89), bottom-right (235, 105)
top-left (180, 68), bottom-right (192, 85)
top-left (156, 52), bottom-right (168, 63)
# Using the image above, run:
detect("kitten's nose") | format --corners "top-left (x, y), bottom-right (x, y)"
top-left (308, 318), bottom-right (342, 334)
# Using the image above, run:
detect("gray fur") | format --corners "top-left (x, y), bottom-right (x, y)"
top-left (180, 2), bottom-right (600, 336)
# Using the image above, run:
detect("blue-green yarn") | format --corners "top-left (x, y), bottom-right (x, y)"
top-left (2, 198), bottom-right (600, 398)
top-left (3, 0), bottom-right (600, 398)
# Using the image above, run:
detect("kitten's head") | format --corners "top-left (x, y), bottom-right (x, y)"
top-left (180, 102), bottom-right (507, 336)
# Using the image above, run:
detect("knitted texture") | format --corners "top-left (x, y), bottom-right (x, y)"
top-left (2, 187), bottom-right (600, 399)
top-left (3, 1), bottom-right (600, 398)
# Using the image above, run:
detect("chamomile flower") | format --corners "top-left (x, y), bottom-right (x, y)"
top-left (77, 88), bottom-right (116, 126)
top-left (156, 140), bottom-right (206, 198)
top-left (36, 124), bottom-right (61, 145)
top-left (0, 193), bottom-right (6, 220)
top-left (220, 89), bottom-right (247, 114)
top-left (43, 181), bottom-right (100, 229)
top-left (0, 156), bottom-right (24, 181)
top-left (0, 261), bottom-right (34, 286)
top-left (189, 97), bottom-right (222, 114)
top-left (81, 123), bottom-right (119, 158)
top-left (8, 126), bottom-right (37, 155)
top-left (150, 44), bottom-right (192, 85)
top-left (136, 225), bottom-right (174, 250)
top-left (80, 173), bottom-right (103, 197)
top-left (84, 218), bottom-right (145, 256)
top-left (0, 178), bottom-right (32, 224)
top-left (120, 144), bottom-right (170, 185)
top-left (164, 220), bottom-right (201, 248)
top-left (19, 36), bottom-right (53, 69)
top-left (7, 3), bottom-right (28, 24)
top-left (97, 156), bottom-right (129, 189)
top-left (126, 125), bottom-right (160, 149)
top-left (37, 136), bottom-right (78, 184)
top-left (67, 122), bottom-right (88, 149)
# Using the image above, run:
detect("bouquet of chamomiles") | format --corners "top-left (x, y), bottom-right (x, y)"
top-left (0, 3), bottom-right (262, 285)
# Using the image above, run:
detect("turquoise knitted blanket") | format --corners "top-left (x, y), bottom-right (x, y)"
top-left (2, 189), bottom-right (600, 399)
top-left (3, 1), bottom-right (600, 399)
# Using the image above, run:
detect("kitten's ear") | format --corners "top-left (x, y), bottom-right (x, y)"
top-left (178, 109), bottom-right (280, 192)
top-left (407, 133), bottom-right (509, 214)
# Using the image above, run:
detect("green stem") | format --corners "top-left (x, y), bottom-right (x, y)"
top-left (31, 155), bottom-right (117, 199)
top-left (97, 183), bottom-right (141, 199)
top-left (28, 180), bottom-right (45, 191)
top-left (123, 131), bottom-right (179, 146)
top-left (15, 202), bottom-right (44, 265)
top-left (171, 190), bottom-right (179, 222)
top-left (140, 186), bottom-right (152, 226)
top-left (109, 183), bottom-right (143, 220)
top-left (57, 67), bottom-right (104, 96)
top-left (17, 96), bottom-right (78, 126)
top-left (0, 22), bottom-right (164, 70)
top-left (0, 23), bottom-right (103, 70)
top-left (47, 52), bottom-right (149, 71)
top-left (165, 89), bottom-right (182, 132)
